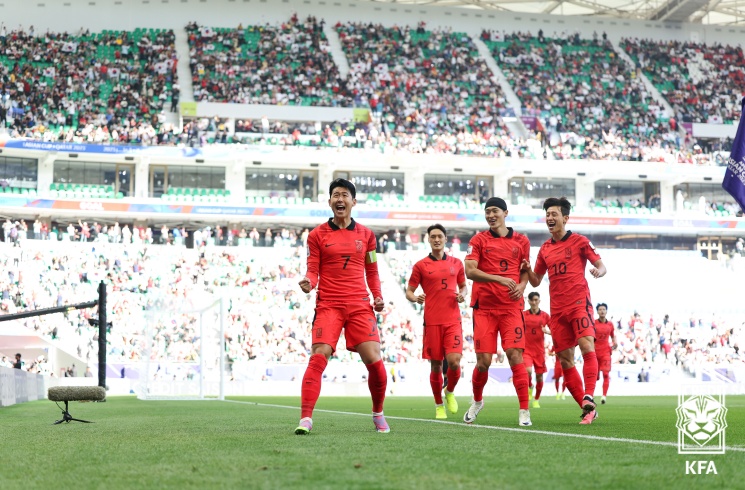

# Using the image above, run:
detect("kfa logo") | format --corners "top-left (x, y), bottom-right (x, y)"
top-left (676, 393), bottom-right (727, 454)
top-left (511, 247), bottom-right (519, 258)
top-left (685, 461), bottom-right (718, 475)
top-left (355, 240), bottom-right (363, 253)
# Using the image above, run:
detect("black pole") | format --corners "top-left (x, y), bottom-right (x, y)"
top-left (0, 301), bottom-right (98, 322)
top-left (97, 281), bottom-right (107, 389)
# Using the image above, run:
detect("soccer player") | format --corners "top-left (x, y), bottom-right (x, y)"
top-left (550, 346), bottom-right (567, 400)
top-left (406, 224), bottom-right (467, 419)
top-left (295, 178), bottom-right (389, 435)
top-left (522, 197), bottom-right (607, 425)
top-left (463, 197), bottom-right (532, 427)
top-left (524, 292), bottom-right (550, 408)
top-left (594, 303), bottom-right (616, 404)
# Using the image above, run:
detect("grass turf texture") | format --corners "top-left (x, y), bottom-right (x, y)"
top-left (1, 395), bottom-right (743, 489)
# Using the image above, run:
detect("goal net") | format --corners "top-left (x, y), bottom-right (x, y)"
top-left (136, 294), bottom-right (226, 400)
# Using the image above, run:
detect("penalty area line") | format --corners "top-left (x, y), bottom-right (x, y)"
top-left (224, 400), bottom-right (745, 452)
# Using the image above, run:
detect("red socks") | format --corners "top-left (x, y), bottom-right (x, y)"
top-left (563, 365), bottom-right (585, 407)
top-left (301, 353), bottom-right (328, 419)
top-left (472, 368), bottom-right (489, 402)
top-left (582, 352), bottom-right (598, 398)
top-left (535, 381), bottom-right (544, 401)
top-left (555, 378), bottom-right (560, 392)
top-left (366, 359), bottom-right (387, 413)
top-left (446, 365), bottom-right (460, 393)
top-left (510, 363), bottom-right (529, 410)
top-left (430, 371), bottom-right (444, 405)
top-left (602, 372), bottom-right (610, 396)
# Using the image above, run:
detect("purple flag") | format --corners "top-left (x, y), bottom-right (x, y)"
top-left (722, 97), bottom-right (745, 212)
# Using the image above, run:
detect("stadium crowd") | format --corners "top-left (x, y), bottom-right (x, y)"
top-left (186, 15), bottom-right (351, 106)
top-left (620, 38), bottom-right (745, 124)
top-left (0, 24), bottom-right (177, 144)
top-left (0, 21), bottom-right (737, 164)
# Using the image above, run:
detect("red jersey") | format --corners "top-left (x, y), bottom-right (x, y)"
top-left (305, 218), bottom-right (382, 303)
top-left (524, 309), bottom-right (550, 356)
top-left (408, 253), bottom-right (466, 326)
top-left (534, 231), bottom-right (601, 312)
top-left (466, 227), bottom-right (530, 310)
top-left (594, 319), bottom-right (615, 358)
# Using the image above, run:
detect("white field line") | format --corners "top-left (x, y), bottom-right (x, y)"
top-left (224, 400), bottom-right (745, 453)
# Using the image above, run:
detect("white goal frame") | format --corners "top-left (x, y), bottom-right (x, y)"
top-left (136, 296), bottom-right (226, 401)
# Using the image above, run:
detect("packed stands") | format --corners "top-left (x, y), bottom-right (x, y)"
top-left (482, 30), bottom-right (684, 162)
top-left (0, 26), bottom-right (177, 144)
top-left (620, 38), bottom-right (745, 124)
top-left (336, 22), bottom-right (513, 154)
top-left (186, 15), bottom-right (352, 106)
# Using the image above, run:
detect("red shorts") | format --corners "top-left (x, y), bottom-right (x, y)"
top-left (597, 354), bottom-right (611, 373)
top-left (523, 350), bottom-right (547, 374)
top-left (422, 322), bottom-right (463, 360)
top-left (549, 306), bottom-right (595, 353)
top-left (312, 301), bottom-right (379, 353)
top-left (472, 309), bottom-right (526, 353)
top-left (554, 359), bottom-right (563, 379)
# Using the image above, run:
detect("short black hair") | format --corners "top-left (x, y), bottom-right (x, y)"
top-left (427, 224), bottom-right (447, 237)
top-left (596, 303), bottom-right (608, 310)
top-left (543, 197), bottom-right (572, 216)
top-left (329, 178), bottom-right (356, 199)
top-left (528, 292), bottom-right (540, 300)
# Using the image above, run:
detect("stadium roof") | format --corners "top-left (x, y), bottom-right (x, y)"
top-left (369, 0), bottom-right (745, 25)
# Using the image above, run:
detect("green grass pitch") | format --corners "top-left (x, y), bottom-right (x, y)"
top-left (2, 395), bottom-right (743, 489)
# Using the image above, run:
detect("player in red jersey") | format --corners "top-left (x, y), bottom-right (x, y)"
top-left (463, 197), bottom-right (532, 427)
top-left (406, 224), bottom-right (467, 419)
top-left (594, 303), bottom-right (616, 404)
top-left (523, 292), bottom-right (550, 408)
top-left (549, 345), bottom-right (567, 400)
top-left (522, 197), bottom-right (607, 425)
top-left (295, 178), bottom-right (389, 435)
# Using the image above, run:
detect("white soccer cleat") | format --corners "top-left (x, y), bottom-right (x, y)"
top-left (519, 409), bottom-right (532, 426)
top-left (601, 396), bottom-right (607, 405)
top-left (463, 400), bottom-right (484, 424)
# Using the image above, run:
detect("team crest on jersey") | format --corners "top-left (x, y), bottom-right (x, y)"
top-left (565, 248), bottom-right (572, 259)
top-left (512, 247), bottom-right (519, 258)
top-left (449, 266), bottom-right (455, 276)
top-left (355, 240), bottom-right (363, 252)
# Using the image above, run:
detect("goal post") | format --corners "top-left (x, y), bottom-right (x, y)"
top-left (136, 295), bottom-right (227, 401)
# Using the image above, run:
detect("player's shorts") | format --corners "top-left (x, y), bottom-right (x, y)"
top-left (472, 308), bottom-right (526, 353)
top-left (422, 322), bottom-right (463, 360)
top-left (523, 351), bottom-right (547, 374)
top-left (311, 301), bottom-right (379, 353)
top-left (549, 306), bottom-right (595, 353)
top-left (597, 355), bottom-right (611, 373)
top-left (554, 359), bottom-right (563, 379)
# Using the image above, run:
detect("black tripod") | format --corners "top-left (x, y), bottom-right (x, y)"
top-left (53, 401), bottom-right (94, 425)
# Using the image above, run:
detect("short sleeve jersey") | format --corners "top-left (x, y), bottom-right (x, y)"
top-left (465, 227), bottom-right (530, 310)
top-left (408, 253), bottom-right (466, 326)
top-left (524, 309), bottom-right (550, 356)
top-left (534, 231), bottom-right (601, 312)
top-left (305, 218), bottom-right (381, 303)
top-left (594, 320), bottom-right (615, 358)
